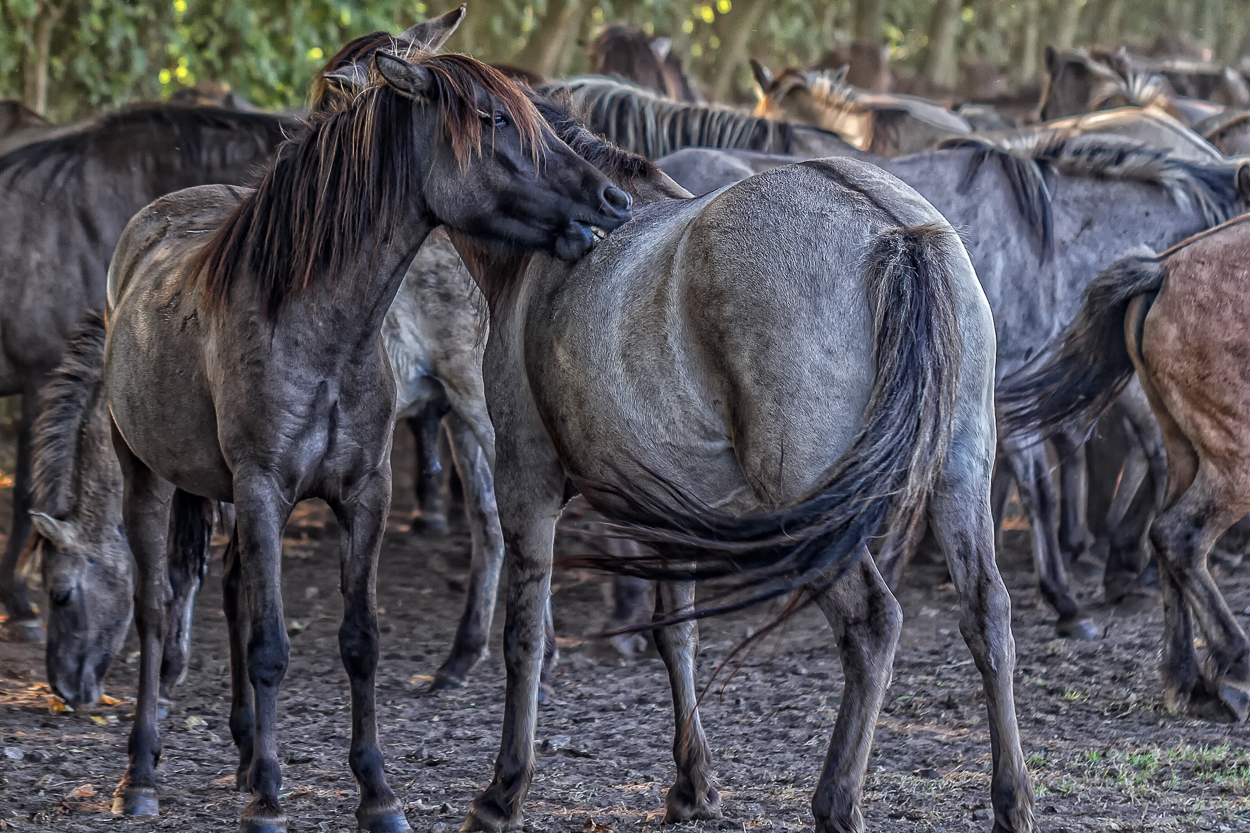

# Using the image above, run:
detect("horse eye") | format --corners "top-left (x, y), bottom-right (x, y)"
top-left (494, 111), bottom-right (509, 128)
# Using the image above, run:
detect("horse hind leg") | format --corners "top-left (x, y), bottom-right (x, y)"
top-left (652, 577), bottom-right (720, 822)
top-left (1150, 461), bottom-right (1250, 722)
top-left (159, 490), bottom-right (214, 698)
top-left (929, 449), bottom-right (1036, 833)
top-left (432, 415), bottom-right (503, 690)
top-left (111, 435), bottom-right (175, 817)
top-left (221, 523), bottom-right (255, 791)
top-left (807, 552), bottom-right (902, 833)
top-left (1004, 443), bottom-right (1099, 639)
top-left (408, 403), bottom-right (451, 534)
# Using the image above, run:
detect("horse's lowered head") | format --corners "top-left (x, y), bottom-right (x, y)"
top-left (17, 312), bottom-right (131, 707)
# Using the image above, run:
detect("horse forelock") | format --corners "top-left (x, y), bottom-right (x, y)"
top-left (197, 52), bottom-right (544, 319)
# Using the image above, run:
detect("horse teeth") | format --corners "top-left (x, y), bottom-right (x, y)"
top-left (591, 226), bottom-right (607, 242)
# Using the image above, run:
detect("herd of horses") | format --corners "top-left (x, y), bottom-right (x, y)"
top-left (5, 7), bottom-right (1250, 833)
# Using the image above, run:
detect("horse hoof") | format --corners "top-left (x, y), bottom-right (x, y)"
top-left (412, 514), bottom-right (449, 535)
top-left (1055, 616), bottom-right (1101, 640)
top-left (1, 618), bottom-right (44, 643)
top-left (112, 787), bottom-right (159, 816)
top-left (1115, 590), bottom-right (1161, 615)
top-left (358, 810), bottom-right (412, 833)
top-left (664, 783), bottom-right (722, 823)
top-left (428, 673), bottom-right (465, 693)
top-left (536, 682), bottom-right (555, 705)
top-left (239, 816), bottom-right (288, 833)
top-left (461, 793), bottom-right (522, 832)
top-left (1218, 679), bottom-right (1250, 723)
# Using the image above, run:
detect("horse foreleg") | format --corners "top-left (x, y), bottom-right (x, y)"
top-left (234, 474), bottom-right (293, 833)
top-left (1004, 443), bottom-right (1098, 639)
top-left (462, 460), bottom-right (562, 832)
top-left (221, 524), bottom-right (255, 791)
top-left (930, 457), bottom-right (1037, 833)
top-left (653, 578), bottom-right (720, 822)
top-left (111, 437), bottom-right (174, 817)
top-left (808, 554), bottom-right (901, 833)
top-left (1051, 426), bottom-right (1089, 567)
top-left (408, 403), bottom-right (450, 533)
top-left (433, 415), bottom-right (503, 690)
top-left (330, 468), bottom-right (410, 833)
top-left (159, 491), bottom-right (214, 698)
top-left (0, 384), bottom-right (42, 637)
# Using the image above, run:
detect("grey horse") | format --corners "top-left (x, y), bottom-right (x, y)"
top-left (657, 135), bottom-right (1247, 638)
top-left (100, 49), bottom-right (631, 833)
top-left (446, 99), bottom-right (1034, 833)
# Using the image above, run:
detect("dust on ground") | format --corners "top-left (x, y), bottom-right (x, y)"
top-left (1, 429), bottom-right (1248, 833)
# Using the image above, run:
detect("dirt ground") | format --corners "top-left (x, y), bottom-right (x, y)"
top-left (1, 429), bottom-right (1249, 833)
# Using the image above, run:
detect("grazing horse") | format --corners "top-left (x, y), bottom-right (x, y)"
top-left (749, 61), bottom-right (972, 156)
top-left (998, 215), bottom-right (1250, 722)
top-left (102, 49), bottom-right (631, 833)
top-left (0, 103), bottom-right (293, 639)
top-left (444, 98), bottom-right (1035, 832)
top-left (587, 24), bottom-right (701, 102)
top-left (655, 136), bottom-right (1248, 638)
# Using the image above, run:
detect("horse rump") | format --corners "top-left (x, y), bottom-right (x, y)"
top-left (998, 250), bottom-right (1166, 443)
top-left (562, 222), bottom-right (964, 622)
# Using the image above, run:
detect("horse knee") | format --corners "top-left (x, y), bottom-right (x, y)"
top-left (339, 615), bottom-right (380, 677)
top-left (246, 626), bottom-right (290, 689)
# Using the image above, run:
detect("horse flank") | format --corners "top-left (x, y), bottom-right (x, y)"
top-left (195, 53), bottom-right (545, 319)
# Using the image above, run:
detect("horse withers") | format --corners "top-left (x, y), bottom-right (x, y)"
top-left (101, 48), bottom-right (630, 833)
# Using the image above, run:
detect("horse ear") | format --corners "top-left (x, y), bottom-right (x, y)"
top-left (1044, 45), bottom-right (1060, 76)
top-left (400, 4), bottom-right (466, 53)
top-left (323, 62), bottom-right (369, 93)
top-left (749, 59), bottom-right (774, 94)
top-left (375, 52), bottom-right (434, 99)
top-left (31, 512), bottom-right (81, 552)
top-left (650, 36), bottom-right (673, 62)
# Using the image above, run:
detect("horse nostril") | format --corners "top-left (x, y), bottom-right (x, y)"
top-left (601, 184), bottom-right (632, 216)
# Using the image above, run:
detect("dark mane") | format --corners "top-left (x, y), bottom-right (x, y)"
top-left (540, 75), bottom-right (792, 159)
top-left (0, 99), bottom-right (49, 136)
top-left (30, 311), bottom-right (107, 519)
top-left (0, 104), bottom-right (292, 191)
top-left (196, 53), bottom-right (544, 319)
top-left (940, 132), bottom-right (1247, 260)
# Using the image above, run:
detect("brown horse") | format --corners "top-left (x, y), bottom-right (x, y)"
top-left (999, 214), bottom-right (1250, 722)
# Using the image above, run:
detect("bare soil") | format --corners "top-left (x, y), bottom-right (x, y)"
top-left (1, 430), bottom-right (1249, 833)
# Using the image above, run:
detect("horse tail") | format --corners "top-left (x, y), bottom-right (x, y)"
top-left (998, 251), bottom-right (1166, 443)
top-left (562, 222), bottom-right (965, 621)
top-left (161, 488), bottom-right (218, 689)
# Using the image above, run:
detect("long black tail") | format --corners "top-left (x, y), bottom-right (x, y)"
top-left (998, 251), bottom-right (1166, 443)
top-left (563, 223), bottom-right (964, 621)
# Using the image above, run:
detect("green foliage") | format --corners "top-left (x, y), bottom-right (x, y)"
top-left (0, 0), bottom-right (1246, 119)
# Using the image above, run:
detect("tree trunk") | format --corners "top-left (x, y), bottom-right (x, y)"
top-left (711, 0), bottom-right (769, 103)
top-left (1048, 0), bottom-right (1083, 51)
top-left (922, 0), bottom-right (961, 89)
top-left (22, 1), bottom-right (67, 117)
top-left (512, 0), bottom-right (585, 78)
top-left (854, 0), bottom-right (886, 44)
top-left (1089, 0), bottom-right (1124, 45)
top-left (1016, 0), bottom-right (1040, 84)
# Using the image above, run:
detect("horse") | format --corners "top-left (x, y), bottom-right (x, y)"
top-left (1198, 108), bottom-right (1250, 156)
top-left (0, 100), bottom-right (55, 155)
top-left (538, 74), bottom-right (870, 160)
top-left (998, 214), bottom-right (1250, 723)
top-left (439, 90), bottom-right (1036, 833)
top-left (588, 24), bottom-right (700, 102)
top-left (654, 134), bottom-right (1249, 639)
top-left (0, 103), bottom-right (295, 640)
top-left (749, 61), bottom-right (972, 157)
top-left (101, 48), bottom-right (631, 833)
